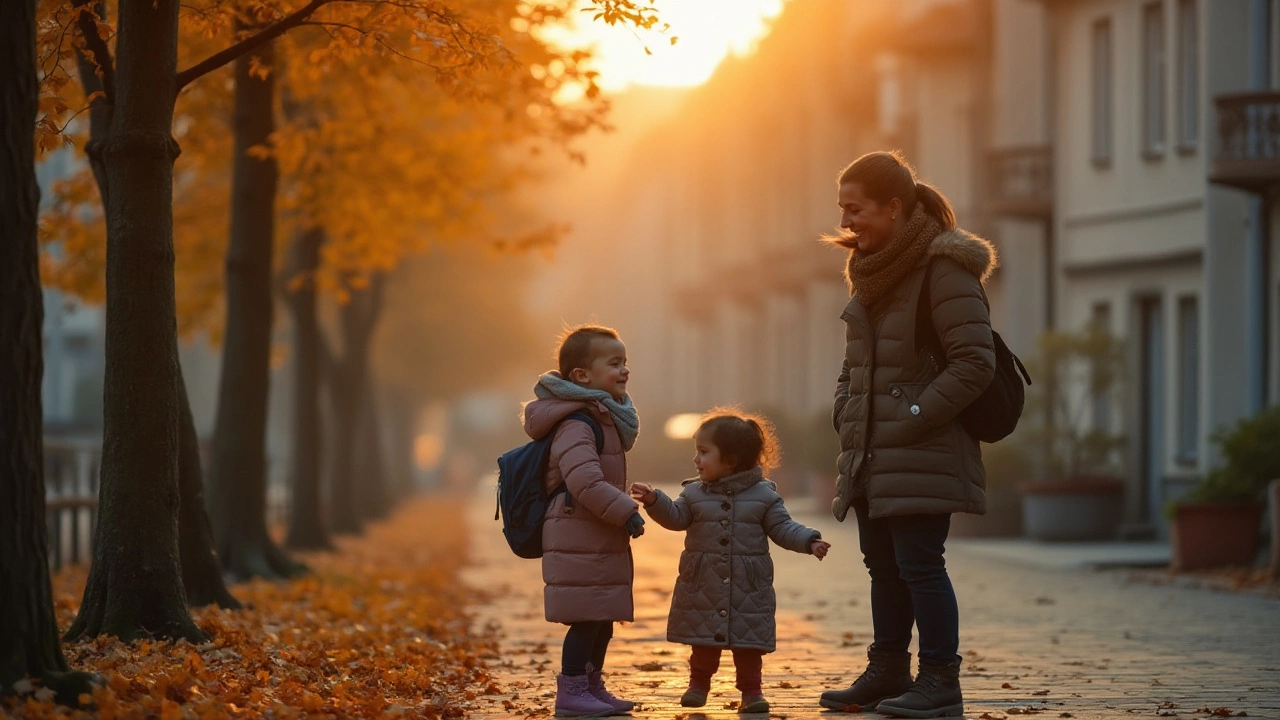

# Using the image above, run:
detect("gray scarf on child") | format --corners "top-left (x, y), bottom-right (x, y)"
top-left (535, 372), bottom-right (640, 451)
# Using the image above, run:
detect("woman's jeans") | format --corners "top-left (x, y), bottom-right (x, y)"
top-left (854, 498), bottom-right (959, 664)
top-left (562, 621), bottom-right (614, 676)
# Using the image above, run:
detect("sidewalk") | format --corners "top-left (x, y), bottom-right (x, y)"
top-left (465, 481), bottom-right (1280, 719)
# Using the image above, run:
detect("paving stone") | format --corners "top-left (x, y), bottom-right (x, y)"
top-left (465, 484), bottom-right (1280, 719)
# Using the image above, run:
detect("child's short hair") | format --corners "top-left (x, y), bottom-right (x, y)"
top-left (557, 324), bottom-right (620, 378)
top-left (697, 407), bottom-right (781, 474)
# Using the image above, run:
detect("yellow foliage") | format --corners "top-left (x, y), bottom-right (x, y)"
top-left (34, 0), bottom-right (646, 330)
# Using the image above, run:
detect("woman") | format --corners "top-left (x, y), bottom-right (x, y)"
top-left (818, 151), bottom-right (996, 718)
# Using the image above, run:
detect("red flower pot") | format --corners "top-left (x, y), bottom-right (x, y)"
top-left (1171, 502), bottom-right (1264, 571)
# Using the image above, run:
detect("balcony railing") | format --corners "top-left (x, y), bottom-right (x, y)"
top-left (988, 145), bottom-right (1053, 220)
top-left (1210, 91), bottom-right (1280, 193)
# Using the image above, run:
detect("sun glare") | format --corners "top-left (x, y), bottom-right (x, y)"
top-left (541, 0), bottom-right (787, 93)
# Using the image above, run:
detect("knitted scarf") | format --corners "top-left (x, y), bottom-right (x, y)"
top-left (534, 372), bottom-right (640, 451)
top-left (846, 204), bottom-right (942, 308)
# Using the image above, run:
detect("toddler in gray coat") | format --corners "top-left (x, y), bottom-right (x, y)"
top-left (631, 409), bottom-right (831, 714)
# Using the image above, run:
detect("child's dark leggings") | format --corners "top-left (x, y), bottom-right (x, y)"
top-left (562, 621), bottom-right (613, 676)
top-left (688, 645), bottom-right (764, 695)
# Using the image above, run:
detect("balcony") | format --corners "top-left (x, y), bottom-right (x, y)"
top-left (1210, 91), bottom-right (1280, 193)
top-left (988, 145), bottom-right (1054, 220)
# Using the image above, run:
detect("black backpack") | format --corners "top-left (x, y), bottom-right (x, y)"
top-left (915, 259), bottom-right (1032, 443)
top-left (495, 412), bottom-right (604, 559)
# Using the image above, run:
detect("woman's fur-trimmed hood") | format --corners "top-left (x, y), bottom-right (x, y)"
top-left (842, 228), bottom-right (999, 293)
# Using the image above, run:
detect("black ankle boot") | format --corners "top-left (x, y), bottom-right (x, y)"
top-left (876, 657), bottom-right (963, 718)
top-left (818, 646), bottom-right (913, 712)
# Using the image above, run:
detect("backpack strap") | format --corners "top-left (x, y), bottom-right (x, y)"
top-left (564, 411), bottom-right (605, 453)
top-left (915, 258), bottom-right (945, 372)
top-left (554, 411), bottom-right (605, 512)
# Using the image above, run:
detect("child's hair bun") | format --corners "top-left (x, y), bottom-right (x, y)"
top-left (697, 407), bottom-right (781, 474)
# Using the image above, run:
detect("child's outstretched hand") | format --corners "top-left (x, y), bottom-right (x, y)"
top-left (811, 540), bottom-right (832, 560)
top-left (629, 482), bottom-right (657, 505)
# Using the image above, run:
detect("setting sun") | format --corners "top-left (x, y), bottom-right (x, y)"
top-left (542, 0), bottom-right (787, 92)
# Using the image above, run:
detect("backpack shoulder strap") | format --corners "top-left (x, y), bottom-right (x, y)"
top-left (563, 411), bottom-right (605, 453)
top-left (915, 257), bottom-right (943, 360)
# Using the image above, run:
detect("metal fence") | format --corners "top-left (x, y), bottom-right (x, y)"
top-left (42, 436), bottom-right (289, 572)
top-left (44, 437), bottom-right (100, 572)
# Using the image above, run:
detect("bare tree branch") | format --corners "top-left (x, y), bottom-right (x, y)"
top-left (71, 0), bottom-right (114, 206)
top-left (174, 0), bottom-right (332, 93)
top-left (299, 20), bottom-right (476, 73)
top-left (72, 0), bottom-right (115, 106)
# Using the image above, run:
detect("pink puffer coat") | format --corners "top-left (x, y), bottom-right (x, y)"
top-left (523, 397), bottom-right (639, 624)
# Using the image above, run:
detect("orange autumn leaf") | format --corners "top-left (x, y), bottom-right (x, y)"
top-left (5, 497), bottom-right (496, 719)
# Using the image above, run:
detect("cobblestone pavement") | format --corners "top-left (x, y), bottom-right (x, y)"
top-left (464, 482), bottom-right (1280, 720)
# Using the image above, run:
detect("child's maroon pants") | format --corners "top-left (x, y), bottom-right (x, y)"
top-left (688, 645), bottom-right (764, 695)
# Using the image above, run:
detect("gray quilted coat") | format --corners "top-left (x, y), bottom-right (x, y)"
top-left (643, 468), bottom-right (821, 652)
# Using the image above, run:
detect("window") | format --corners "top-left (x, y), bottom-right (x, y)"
top-left (1176, 0), bottom-right (1199, 149)
top-left (1176, 296), bottom-right (1200, 461)
top-left (1141, 1), bottom-right (1167, 156)
top-left (1091, 302), bottom-right (1113, 434)
top-left (1091, 18), bottom-right (1114, 164)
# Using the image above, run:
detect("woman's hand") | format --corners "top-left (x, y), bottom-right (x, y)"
top-left (629, 483), bottom-right (657, 505)
top-left (811, 540), bottom-right (832, 560)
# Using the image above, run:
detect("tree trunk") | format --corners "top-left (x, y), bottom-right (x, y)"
top-left (355, 386), bottom-right (389, 521)
top-left (0, 0), bottom-right (99, 701)
top-left (62, 0), bottom-right (204, 643)
top-left (284, 226), bottom-right (333, 550)
top-left (386, 392), bottom-right (419, 498)
top-left (72, 0), bottom-right (237, 611)
top-left (207, 33), bottom-right (301, 582)
top-left (177, 373), bottom-right (242, 608)
top-left (328, 274), bottom-right (386, 535)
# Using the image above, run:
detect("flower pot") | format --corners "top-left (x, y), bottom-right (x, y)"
top-left (1171, 502), bottom-right (1264, 571)
top-left (1018, 477), bottom-right (1124, 542)
top-left (950, 486), bottom-right (1023, 537)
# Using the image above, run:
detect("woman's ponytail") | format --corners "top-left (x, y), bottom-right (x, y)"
top-left (914, 181), bottom-right (956, 231)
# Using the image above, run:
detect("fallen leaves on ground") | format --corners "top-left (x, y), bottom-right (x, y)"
top-left (5, 496), bottom-right (495, 719)
top-left (1197, 708), bottom-right (1247, 717)
top-left (633, 662), bottom-right (666, 672)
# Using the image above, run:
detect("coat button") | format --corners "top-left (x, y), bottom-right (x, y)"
top-left (892, 388), bottom-right (902, 398)
top-left (719, 538), bottom-right (729, 546)
top-left (719, 610), bottom-right (727, 617)
top-left (721, 502), bottom-right (730, 511)
top-left (910, 404), bottom-right (921, 416)
top-left (722, 577), bottom-right (729, 584)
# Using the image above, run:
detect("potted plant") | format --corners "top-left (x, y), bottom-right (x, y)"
top-left (951, 439), bottom-right (1029, 537)
top-left (1168, 405), bottom-right (1280, 570)
top-left (1017, 323), bottom-right (1128, 541)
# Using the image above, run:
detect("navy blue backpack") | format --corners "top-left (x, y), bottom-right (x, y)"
top-left (495, 412), bottom-right (604, 559)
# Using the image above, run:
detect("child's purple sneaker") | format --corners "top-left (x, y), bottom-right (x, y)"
top-left (555, 674), bottom-right (615, 718)
top-left (587, 671), bottom-right (634, 713)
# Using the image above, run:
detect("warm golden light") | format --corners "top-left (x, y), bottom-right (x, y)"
top-left (414, 433), bottom-right (444, 471)
top-left (542, 0), bottom-right (787, 92)
top-left (664, 412), bottom-right (704, 440)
